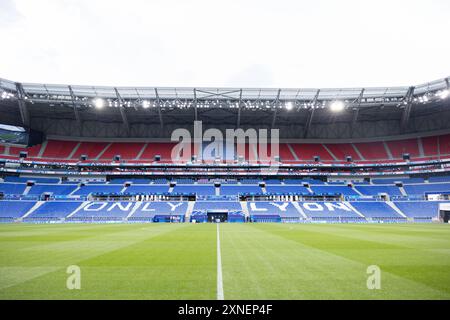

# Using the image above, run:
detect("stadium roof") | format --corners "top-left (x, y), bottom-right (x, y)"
top-left (0, 76), bottom-right (449, 140)
top-left (1, 77), bottom-right (449, 108)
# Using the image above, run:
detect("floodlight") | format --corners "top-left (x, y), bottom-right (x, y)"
top-left (330, 100), bottom-right (345, 112)
top-left (438, 89), bottom-right (449, 99)
top-left (142, 100), bottom-right (150, 108)
top-left (93, 97), bottom-right (105, 109)
top-left (285, 102), bottom-right (293, 110)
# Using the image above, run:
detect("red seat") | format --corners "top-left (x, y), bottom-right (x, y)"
top-left (140, 143), bottom-right (178, 162)
top-left (290, 143), bottom-right (333, 161)
top-left (386, 138), bottom-right (420, 159)
top-left (422, 136), bottom-right (439, 156)
top-left (325, 143), bottom-right (360, 161)
top-left (43, 140), bottom-right (79, 159)
top-left (1, 134), bottom-right (450, 164)
top-left (439, 134), bottom-right (450, 155)
top-left (353, 142), bottom-right (388, 160)
top-left (99, 143), bottom-right (145, 160)
top-left (70, 142), bottom-right (109, 160)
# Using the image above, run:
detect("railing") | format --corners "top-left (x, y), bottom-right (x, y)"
top-left (0, 192), bottom-right (431, 202)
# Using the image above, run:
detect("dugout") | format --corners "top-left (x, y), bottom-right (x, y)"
top-left (439, 203), bottom-right (450, 223)
top-left (207, 211), bottom-right (228, 222)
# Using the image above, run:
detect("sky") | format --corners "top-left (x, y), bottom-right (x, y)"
top-left (0, 0), bottom-right (449, 88)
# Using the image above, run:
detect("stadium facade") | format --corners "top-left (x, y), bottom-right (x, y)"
top-left (1, 76), bottom-right (450, 224)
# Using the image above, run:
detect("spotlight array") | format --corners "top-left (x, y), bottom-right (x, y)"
top-left (0, 91), bottom-right (15, 100)
top-left (437, 89), bottom-right (449, 100)
top-left (85, 98), bottom-right (342, 111)
top-left (2, 83), bottom-right (447, 112)
top-left (413, 89), bottom-right (450, 104)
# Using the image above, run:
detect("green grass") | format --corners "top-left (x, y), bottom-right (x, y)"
top-left (0, 223), bottom-right (449, 299)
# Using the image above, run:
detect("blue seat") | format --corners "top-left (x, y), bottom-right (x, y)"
top-left (0, 201), bottom-right (37, 218)
top-left (350, 202), bottom-right (404, 219)
top-left (172, 185), bottom-right (216, 195)
top-left (310, 186), bottom-right (359, 196)
top-left (266, 185), bottom-right (310, 194)
top-left (298, 201), bottom-right (360, 218)
top-left (404, 183), bottom-right (450, 196)
top-left (394, 201), bottom-right (443, 218)
top-left (194, 201), bottom-right (241, 211)
top-left (28, 184), bottom-right (78, 196)
top-left (220, 185), bottom-right (262, 195)
top-left (27, 201), bottom-right (83, 218)
top-left (73, 185), bottom-right (124, 196)
top-left (125, 185), bottom-right (170, 193)
top-left (0, 183), bottom-right (26, 195)
top-left (355, 185), bottom-right (402, 196)
top-left (247, 201), bottom-right (300, 218)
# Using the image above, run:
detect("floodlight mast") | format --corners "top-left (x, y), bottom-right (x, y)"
top-left (303, 89), bottom-right (320, 139)
top-left (154, 88), bottom-right (164, 129)
top-left (400, 86), bottom-right (415, 132)
top-left (15, 82), bottom-right (30, 127)
top-left (68, 85), bottom-right (82, 136)
top-left (271, 89), bottom-right (281, 128)
top-left (114, 88), bottom-right (130, 135)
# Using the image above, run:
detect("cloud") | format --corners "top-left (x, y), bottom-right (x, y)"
top-left (0, 0), bottom-right (449, 88)
top-left (225, 65), bottom-right (275, 88)
top-left (0, 0), bottom-right (22, 27)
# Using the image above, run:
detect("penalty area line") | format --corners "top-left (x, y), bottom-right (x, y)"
top-left (217, 223), bottom-right (224, 300)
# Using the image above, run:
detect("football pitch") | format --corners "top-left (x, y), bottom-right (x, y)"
top-left (0, 223), bottom-right (449, 300)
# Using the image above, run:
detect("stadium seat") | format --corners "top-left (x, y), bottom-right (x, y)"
top-left (194, 201), bottom-right (241, 211)
top-left (289, 143), bottom-right (334, 161)
top-left (42, 140), bottom-right (79, 159)
top-left (355, 185), bottom-right (402, 196)
top-left (172, 185), bottom-right (215, 196)
top-left (2, 134), bottom-right (450, 164)
top-left (220, 185), bottom-right (262, 195)
top-left (0, 201), bottom-right (37, 218)
top-left (353, 142), bottom-right (388, 160)
top-left (247, 201), bottom-right (301, 218)
top-left (72, 185), bottom-right (125, 196)
top-left (350, 202), bottom-right (404, 220)
top-left (298, 202), bottom-right (361, 220)
top-left (0, 183), bottom-right (27, 195)
top-left (25, 201), bottom-right (84, 220)
top-left (394, 201), bottom-right (442, 219)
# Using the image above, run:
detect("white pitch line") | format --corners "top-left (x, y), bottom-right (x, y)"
top-left (216, 223), bottom-right (224, 300)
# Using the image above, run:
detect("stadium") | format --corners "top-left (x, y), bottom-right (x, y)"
top-left (1, 0), bottom-right (450, 305)
top-left (1, 75), bottom-right (450, 300)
